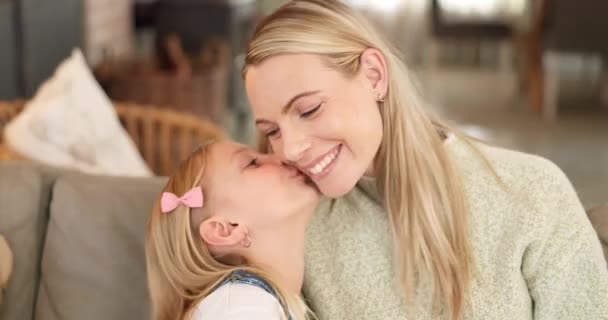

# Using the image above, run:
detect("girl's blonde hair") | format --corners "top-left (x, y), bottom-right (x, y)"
top-left (145, 143), bottom-right (310, 320)
top-left (245, 1), bottom-right (472, 319)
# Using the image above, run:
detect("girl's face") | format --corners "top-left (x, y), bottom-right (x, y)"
top-left (245, 53), bottom-right (386, 198)
top-left (205, 142), bottom-right (319, 230)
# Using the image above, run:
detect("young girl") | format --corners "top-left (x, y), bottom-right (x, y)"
top-left (145, 141), bottom-right (318, 320)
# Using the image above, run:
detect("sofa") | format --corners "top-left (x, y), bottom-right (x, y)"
top-left (0, 161), bottom-right (606, 320)
top-left (0, 162), bottom-right (165, 320)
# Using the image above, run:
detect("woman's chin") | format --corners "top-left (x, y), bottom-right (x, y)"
top-left (317, 178), bottom-right (359, 198)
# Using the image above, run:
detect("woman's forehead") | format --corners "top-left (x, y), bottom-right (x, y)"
top-left (246, 54), bottom-right (332, 92)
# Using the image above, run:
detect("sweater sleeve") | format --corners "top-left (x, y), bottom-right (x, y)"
top-left (520, 159), bottom-right (608, 319)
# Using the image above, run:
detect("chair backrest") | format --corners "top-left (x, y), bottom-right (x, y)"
top-left (114, 103), bottom-right (225, 176)
top-left (0, 100), bottom-right (225, 176)
top-left (544, 0), bottom-right (608, 58)
top-left (430, 0), bottom-right (513, 40)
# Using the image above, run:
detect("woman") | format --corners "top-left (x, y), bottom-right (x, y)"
top-left (146, 141), bottom-right (318, 319)
top-left (243, 1), bottom-right (608, 319)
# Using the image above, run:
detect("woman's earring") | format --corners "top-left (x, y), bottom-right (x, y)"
top-left (377, 93), bottom-right (385, 103)
top-left (240, 234), bottom-right (251, 248)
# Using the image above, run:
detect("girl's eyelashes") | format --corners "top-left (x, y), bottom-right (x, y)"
top-left (246, 158), bottom-right (259, 168)
top-left (265, 129), bottom-right (279, 138)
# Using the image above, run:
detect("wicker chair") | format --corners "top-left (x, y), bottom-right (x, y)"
top-left (0, 102), bottom-right (26, 162)
top-left (0, 101), bottom-right (25, 133)
top-left (0, 101), bottom-right (225, 176)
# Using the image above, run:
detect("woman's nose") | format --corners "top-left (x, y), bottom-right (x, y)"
top-left (281, 129), bottom-right (311, 162)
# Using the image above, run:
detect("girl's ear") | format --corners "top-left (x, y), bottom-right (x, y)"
top-left (199, 217), bottom-right (248, 249)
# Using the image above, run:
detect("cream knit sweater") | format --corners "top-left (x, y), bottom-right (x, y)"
top-left (303, 135), bottom-right (608, 319)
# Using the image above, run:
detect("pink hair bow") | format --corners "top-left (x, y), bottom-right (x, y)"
top-left (160, 186), bottom-right (204, 213)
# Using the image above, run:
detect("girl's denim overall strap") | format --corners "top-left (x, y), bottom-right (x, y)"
top-left (221, 270), bottom-right (276, 296)
top-left (217, 269), bottom-right (293, 319)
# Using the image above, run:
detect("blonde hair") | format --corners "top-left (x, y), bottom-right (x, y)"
top-left (145, 143), bottom-right (310, 320)
top-left (245, 1), bottom-right (472, 319)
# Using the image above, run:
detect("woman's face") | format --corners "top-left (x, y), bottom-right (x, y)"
top-left (205, 142), bottom-right (319, 229)
top-left (245, 53), bottom-right (385, 197)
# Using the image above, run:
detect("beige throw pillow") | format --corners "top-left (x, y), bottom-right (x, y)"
top-left (4, 49), bottom-right (151, 177)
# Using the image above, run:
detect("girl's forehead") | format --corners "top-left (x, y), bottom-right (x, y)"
top-left (203, 142), bottom-right (247, 179)
top-left (208, 142), bottom-right (248, 161)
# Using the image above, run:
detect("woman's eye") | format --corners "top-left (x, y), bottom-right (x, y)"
top-left (300, 103), bottom-right (322, 118)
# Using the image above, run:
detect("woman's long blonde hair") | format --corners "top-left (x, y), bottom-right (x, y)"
top-left (145, 144), bottom-right (310, 320)
top-left (245, 1), bottom-right (472, 319)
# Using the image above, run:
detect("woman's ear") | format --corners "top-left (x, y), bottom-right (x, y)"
top-left (199, 216), bottom-right (248, 249)
top-left (360, 48), bottom-right (389, 98)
